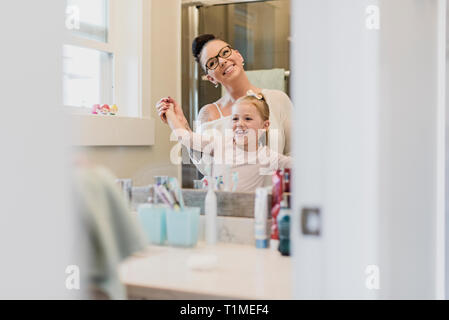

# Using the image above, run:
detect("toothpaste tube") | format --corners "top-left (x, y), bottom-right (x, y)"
top-left (254, 187), bottom-right (269, 248)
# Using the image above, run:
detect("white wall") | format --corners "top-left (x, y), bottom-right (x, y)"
top-left (0, 1), bottom-right (82, 298)
top-left (78, 0), bottom-right (182, 185)
top-left (292, 0), bottom-right (441, 299)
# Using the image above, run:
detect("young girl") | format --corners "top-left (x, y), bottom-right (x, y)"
top-left (163, 91), bottom-right (292, 192)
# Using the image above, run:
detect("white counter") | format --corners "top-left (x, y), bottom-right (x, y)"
top-left (119, 242), bottom-right (292, 300)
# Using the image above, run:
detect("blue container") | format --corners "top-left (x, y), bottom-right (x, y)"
top-left (166, 207), bottom-right (200, 247)
top-left (137, 204), bottom-right (167, 245)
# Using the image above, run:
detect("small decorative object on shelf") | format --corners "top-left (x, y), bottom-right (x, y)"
top-left (91, 104), bottom-right (101, 114)
top-left (91, 103), bottom-right (118, 115)
top-left (100, 104), bottom-right (110, 115)
top-left (110, 104), bottom-right (118, 115)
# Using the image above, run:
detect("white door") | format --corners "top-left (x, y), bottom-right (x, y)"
top-left (291, 0), bottom-right (445, 299)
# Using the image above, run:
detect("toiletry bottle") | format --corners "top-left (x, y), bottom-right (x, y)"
top-left (254, 187), bottom-right (269, 248)
top-left (205, 175), bottom-right (217, 245)
top-left (278, 194), bottom-right (291, 256)
top-left (283, 169), bottom-right (291, 208)
top-left (270, 170), bottom-right (283, 249)
top-left (284, 168), bottom-right (291, 193)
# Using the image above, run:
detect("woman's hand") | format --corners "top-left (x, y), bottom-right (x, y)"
top-left (155, 97), bottom-right (170, 123)
top-left (155, 97), bottom-right (187, 126)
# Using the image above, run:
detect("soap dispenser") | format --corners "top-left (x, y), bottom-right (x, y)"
top-left (204, 172), bottom-right (217, 245)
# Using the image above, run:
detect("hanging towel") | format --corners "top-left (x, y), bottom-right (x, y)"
top-left (222, 68), bottom-right (287, 96)
top-left (73, 166), bottom-right (147, 300)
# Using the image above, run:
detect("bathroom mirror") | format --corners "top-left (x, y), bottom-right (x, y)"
top-left (181, 0), bottom-right (291, 189)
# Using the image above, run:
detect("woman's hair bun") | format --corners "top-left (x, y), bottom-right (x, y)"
top-left (192, 34), bottom-right (216, 63)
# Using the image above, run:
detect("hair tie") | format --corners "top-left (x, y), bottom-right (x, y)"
top-left (246, 90), bottom-right (264, 100)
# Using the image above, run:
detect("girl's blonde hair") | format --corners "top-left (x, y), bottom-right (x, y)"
top-left (234, 91), bottom-right (270, 145)
top-left (234, 92), bottom-right (270, 121)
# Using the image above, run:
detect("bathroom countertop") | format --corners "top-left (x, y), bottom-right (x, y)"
top-left (119, 242), bottom-right (292, 300)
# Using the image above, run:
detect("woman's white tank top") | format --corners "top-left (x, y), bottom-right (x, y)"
top-left (196, 103), bottom-right (231, 135)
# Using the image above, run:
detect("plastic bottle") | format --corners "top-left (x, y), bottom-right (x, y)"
top-left (205, 175), bottom-right (217, 245)
top-left (254, 187), bottom-right (269, 248)
top-left (270, 170), bottom-right (283, 250)
top-left (278, 194), bottom-right (291, 256)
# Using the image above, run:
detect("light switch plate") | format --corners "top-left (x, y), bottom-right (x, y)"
top-left (301, 207), bottom-right (321, 236)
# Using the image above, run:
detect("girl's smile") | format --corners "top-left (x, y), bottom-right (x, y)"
top-left (231, 102), bottom-right (269, 150)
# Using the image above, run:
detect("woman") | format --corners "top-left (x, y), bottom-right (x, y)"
top-left (156, 34), bottom-right (292, 173)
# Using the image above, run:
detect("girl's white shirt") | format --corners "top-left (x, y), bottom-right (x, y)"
top-left (190, 88), bottom-right (293, 179)
top-left (183, 120), bottom-right (292, 193)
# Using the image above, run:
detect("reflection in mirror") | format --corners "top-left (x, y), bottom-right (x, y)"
top-left (181, 0), bottom-right (292, 190)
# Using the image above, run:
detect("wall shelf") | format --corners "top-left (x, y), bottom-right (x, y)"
top-left (71, 114), bottom-right (155, 146)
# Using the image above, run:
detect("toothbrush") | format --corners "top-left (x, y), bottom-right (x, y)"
top-left (168, 177), bottom-right (184, 210)
top-left (175, 179), bottom-right (185, 209)
top-left (215, 176), bottom-right (224, 191)
top-left (159, 184), bottom-right (175, 207)
top-left (154, 184), bottom-right (174, 208)
top-left (232, 172), bottom-right (239, 192)
top-left (167, 179), bottom-right (180, 208)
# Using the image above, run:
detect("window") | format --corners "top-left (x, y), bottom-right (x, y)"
top-left (66, 0), bottom-right (151, 147)
top-left (64, 0), bottom-right (114, 112)
top-left (63, 45), bottom-right (113, 109)
top-left (67, 0), bottom-right (109, 42)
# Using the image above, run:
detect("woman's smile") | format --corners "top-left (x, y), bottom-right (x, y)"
top-left (222, 64), bottom-right (236, 76)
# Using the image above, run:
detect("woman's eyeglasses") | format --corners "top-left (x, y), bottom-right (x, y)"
top-left (205, 45), bottom-right (233, 72)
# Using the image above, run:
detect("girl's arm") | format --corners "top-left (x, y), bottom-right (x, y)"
top-left (165, 103), bottom-right (215, 154)
top-left (258, 146), bottom-right (292, 170)
top-left (277, 152), bottom-right (292, 169)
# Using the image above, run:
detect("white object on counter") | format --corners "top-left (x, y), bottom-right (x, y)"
top-left (187, 254), bottom-right (218, 271)
top-left (205, 175), bottom-right (217, 245)
top-left (270, 239), bottom-right (280, 251)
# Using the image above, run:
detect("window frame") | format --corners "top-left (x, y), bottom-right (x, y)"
top-left (64, 0), bottom-right (115, 114)
top-left (64, 0), bottom-right (153, 146)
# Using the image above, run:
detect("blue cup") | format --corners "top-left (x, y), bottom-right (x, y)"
top-left (166, 207), bottom-right (200, 247)
top-left (137, 204), bottom-right (167, 245)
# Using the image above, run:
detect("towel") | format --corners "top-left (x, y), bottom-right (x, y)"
top-left (222, 68), bottom-right (287, 96)
top-left (73, 166), bottom-right (147, 300)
